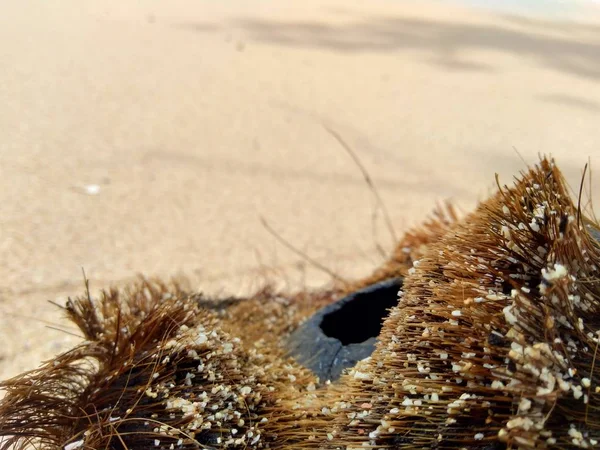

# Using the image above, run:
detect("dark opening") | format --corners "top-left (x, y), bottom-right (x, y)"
top-left (320, 280), bottom-right (401, 345)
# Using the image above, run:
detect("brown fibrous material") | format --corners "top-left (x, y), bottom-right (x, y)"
top-left (1, 157), bottom-right (599, 449)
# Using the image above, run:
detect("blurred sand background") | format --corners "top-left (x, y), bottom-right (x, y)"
top-left (1, 0), bottom-right (600, 381)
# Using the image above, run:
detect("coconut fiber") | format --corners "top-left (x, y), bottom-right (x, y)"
top-left (1, 157), bottom-right (600, 449)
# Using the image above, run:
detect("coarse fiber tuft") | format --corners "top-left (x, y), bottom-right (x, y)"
top-left (1, 157), bottom-right (599, 449)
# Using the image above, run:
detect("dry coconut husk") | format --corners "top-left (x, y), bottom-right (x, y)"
top-left (1, 157), bottom-right (599, 450)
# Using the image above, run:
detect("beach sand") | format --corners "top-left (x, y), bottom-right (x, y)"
top-left (1, 0), bottom-right (600, 381)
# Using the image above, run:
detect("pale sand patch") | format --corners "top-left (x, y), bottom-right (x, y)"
top-left (1, 0), bottom-right (600, 380)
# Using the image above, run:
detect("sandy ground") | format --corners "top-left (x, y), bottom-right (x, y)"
top-left (1, 0), bottom-right (600, 381)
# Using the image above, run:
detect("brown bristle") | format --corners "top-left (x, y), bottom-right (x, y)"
top-left (1, 157), bottom-right (599, 449)
top-left (0, 280), bottom-right (315, 450)
top-left (322, 158), bottom-right (600, 449)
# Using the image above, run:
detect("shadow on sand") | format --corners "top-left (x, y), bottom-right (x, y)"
top-left (177, 15), bottom-right (600, 82)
